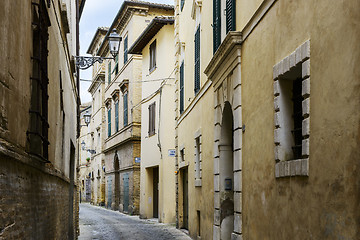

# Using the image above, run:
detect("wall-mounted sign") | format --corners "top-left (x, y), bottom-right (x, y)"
top-left (135, 157), bottom-right (141, 163)
top-left (168, 149), bottom-right (176, 157)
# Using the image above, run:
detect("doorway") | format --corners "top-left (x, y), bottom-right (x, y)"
top-left (113, 152), bottom-right (120, 210)
top-left (182, 168), bottom-right (189, 229)
top-left (123, 173), bottom-right (129, 212)
top-left (153, 167), bottom-right (159, 218)
top-left (219, 101), bottom-right (234, 239)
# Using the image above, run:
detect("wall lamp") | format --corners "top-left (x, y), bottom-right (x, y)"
top-left (81, 140), bottom-right (96, 155)
top-left (75, 29), bottom-right (122, 70)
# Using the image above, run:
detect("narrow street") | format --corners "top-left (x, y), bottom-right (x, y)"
top-left (79, 203), bottom-right (191, 240)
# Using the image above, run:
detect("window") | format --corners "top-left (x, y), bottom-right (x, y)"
top-left (124, 36), bottom-right (128, 64)
top-left (180, 148), bottom-right (185, 162)
top-left (273, 40), bottom-right (311, 178)
top-left (180, 61), bottom-right (184, 114)
top-left (194, 133), bottom-right (202, 187)
top-left (113, 55), bottom-right (119, 75)
top-left (107, 107), bottom-right (111, 137)
top-left (123, 92), bottom-right (128, 127)
top-left (114, 100), bottom-right (119, 132)
top-left (108, 61), bottom-right (111, 84)
top-left (180, 0), bottom-right (185, 11)
top-left (213, 0), bottom-right (221, 52)
top-left (225, 0), bottom-right (236, 33)
top-left (149, 40), bottom-right (156, 72)
top-left (28, 0), bottom-right (50, 160)
top-left (194, 26), bottom-right (200, 94)
top-left (148, 102), bottom-right (156, 136)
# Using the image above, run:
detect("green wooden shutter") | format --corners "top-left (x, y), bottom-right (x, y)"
top-left (115, 101), bottom-right (119, 132)
top-left (180, 0), bottom-right (185, 11)
top-left (180, 62), bottom-right (184, 114)
top-left (213, 0), bottom-right (221, 53)
top-left (124, 36), bottom-right (128, 64)
top-left (107, 108), bottom-right (111, 137)
top-left (226, 0), bottom-right (236, 33)
top-left (194, 26), bottom-right (200, 94)
top-left (123, 92), bottom-right (128, 126)
top-left (108, 62), bottom-right (111, 84)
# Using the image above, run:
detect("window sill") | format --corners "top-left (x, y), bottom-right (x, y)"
top-left (275, 158), bottom-right (308, 178)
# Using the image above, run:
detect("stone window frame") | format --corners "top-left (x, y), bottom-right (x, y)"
top-left (194, 129), bottom-right (202, 187)
top-left (273, 40), bottom-right (310, 178)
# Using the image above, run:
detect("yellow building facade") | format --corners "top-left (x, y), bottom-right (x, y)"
top-left (129, 16), bottom-right (176, 223)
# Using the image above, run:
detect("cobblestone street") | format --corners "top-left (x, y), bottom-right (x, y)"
top-left (79, 203), bottom-right (191, 240)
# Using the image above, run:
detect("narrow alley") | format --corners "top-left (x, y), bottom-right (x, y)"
top-left (79, 203), bottom-right (191, 240)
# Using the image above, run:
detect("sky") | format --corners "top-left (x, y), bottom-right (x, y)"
top-left (79, 0), bottom-right (174, 104)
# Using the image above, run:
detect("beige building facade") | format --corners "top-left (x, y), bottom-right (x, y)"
top-left (129, 16), bottom-right (176, 223)
top-left (0, 0), bottom-right (84, 239)
top-left (87, 1), bottom-right (174, 215)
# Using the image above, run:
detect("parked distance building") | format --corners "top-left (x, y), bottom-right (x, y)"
top-left (128, 16), bottom-right (176, 223)
top-left (0, 0), bottom-right (84, 239)
top-left (77, 103), bottom-right (92, 203)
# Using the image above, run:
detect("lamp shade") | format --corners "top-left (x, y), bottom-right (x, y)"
top-left (84, 113), bottom-right (91, 125)
top-left (108, 28), bottom-right (121, 58)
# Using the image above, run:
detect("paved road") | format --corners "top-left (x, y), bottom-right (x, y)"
top-left (78, 203), bottom-right (191, 240)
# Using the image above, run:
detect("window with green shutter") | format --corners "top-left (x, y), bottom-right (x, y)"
top-left (107, 108), bottom-right (111, 137)
top-left (113, 55), bottom-right (119, 75)
top-left (194, 26), bottom-right (200, 95)
top-left (115, 101), bottom-right (119, 132)
top-left (123, 92), bottom-right (128, 126)
top-left (180, 61), bottom-right (184, 114)
top-left (213, 0), bottom-right (221, 53)
top-left (226, 0), bottom-right (236, 33)
top-left (148, 102), bottom-right (156, 136)
top-left (108, 62), bottom-right (111, 84)
top-left (124, 36), bottom-right (128, 64)
top-left (180, 0), bottom-right (185, 11)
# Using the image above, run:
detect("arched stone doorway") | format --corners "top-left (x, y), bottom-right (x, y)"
top-left (112, 151), bottom-right (120, 210)
top-left (219, 102), bottom-right (234, 239)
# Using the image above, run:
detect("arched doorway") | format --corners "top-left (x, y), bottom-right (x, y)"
top-left (219, 101), bottom-right (234, 239)
top-left (112, 151), bottom-right (120, 210)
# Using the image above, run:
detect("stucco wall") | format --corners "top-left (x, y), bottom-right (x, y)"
top-left (240, 0), bottom-right (360, 239)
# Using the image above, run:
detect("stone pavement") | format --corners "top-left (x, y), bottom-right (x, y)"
top-left (78, 203), bottom-right (191, 240)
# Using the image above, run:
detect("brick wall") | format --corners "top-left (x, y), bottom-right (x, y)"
top-left (0, 155), bottom-right (76, 240)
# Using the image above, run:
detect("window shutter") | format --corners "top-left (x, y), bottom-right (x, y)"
top-left (108, 108), bottom-right (111, 137)
top-left (194, 26), bottom-right (200, 94)
top-left (180, 0), bottom-right (185, 11)
top-left (115, 101), bottom-right (119, 132)
top-left (226, 0), bottom-right (236, 33)
top-left (123, 92), bottom-right (128, 126)
top-left (213, 0), bottom-right (221, 53)
top-left (180, 62), bottom-right (184, 114)
top-left (108, 62), bottom-right (111, 84)
top-left (124, 36), bottom-right (128, 64)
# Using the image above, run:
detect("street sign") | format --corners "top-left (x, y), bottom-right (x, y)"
top-left (168, 149), bottom-right (176, 157)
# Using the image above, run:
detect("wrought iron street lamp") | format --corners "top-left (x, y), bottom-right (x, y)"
top-left (83, 113), bottom-right (91, 126)
top-left (80, 140), bottom-right (96, 154)
top-left (75, 28), bottom-right (122, 70)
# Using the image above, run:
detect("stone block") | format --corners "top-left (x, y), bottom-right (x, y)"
top-left (275, 162), bottom-right (280, 177)
top-left (301, 158), bottom-right (309, 176)
top-left (234, 213), bottom-right (242, 233)
top-left (214, 174), bottom-right (220, 191)
top-left (231, 233), bottom-right (243, 240)
top-left (302, 118), bottom-right (310, 137)
top-left (273, 80), bottom-right (280, 96)
top-left (274, 129), bottom-right (281, 145)
top-left (302, 77), bottom-right (310, 97)
top-left (233, 86), bottom-right (241, 108)
top-left (213, 225), bottom-right (221, 240)
top-left (274, 111), bottom-right (280, 128)
top-left (284, 161), bottom-right (290, 176)
top-left (234, 192), bottom-right (242, 213)
top-left (279, 161), bottom-right (285, 177)
top-left (302, 98), bottom-right (310, 117)
top-left (233, 149), bottom-right (242, 171)
top-left (214, 192), bottom-right (220, 208)
top-left (214, 142), bottom-right (220, 158)
top-left (195, 179), bottom-right (202, 187)
top-left (274, 96), bottom-right (280, 112)
top-left (295, 159), bottom-right (302, 175)
top-left (301, 40), bottom-right (310, 61)
top-left (295, 45), bottom-right (302, 65)
top-left (273, 63), bottom-right (279, 80)
top-left (289, 51), bottom-right (296, 69)
top-left (233, 107), bottom-right (242, 130)
top-left (214, 209), bottom-right (221, 225)
top-left (233, 129), bottom-right (242, 150)
top-left (302, 59), bottom-right (310, 78)
top-left (290, 160), bottom-right (296, 176)
top-left (302, 138), bottom-right (310, 156)
top-left (233, 171), bottom-right (242, 192)
top-left (282, 56), bottom-right (290, 74)
top-left (214, 157), bottom-right (219, 174)
top-left (232, 65), bottom-right (241, 86)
